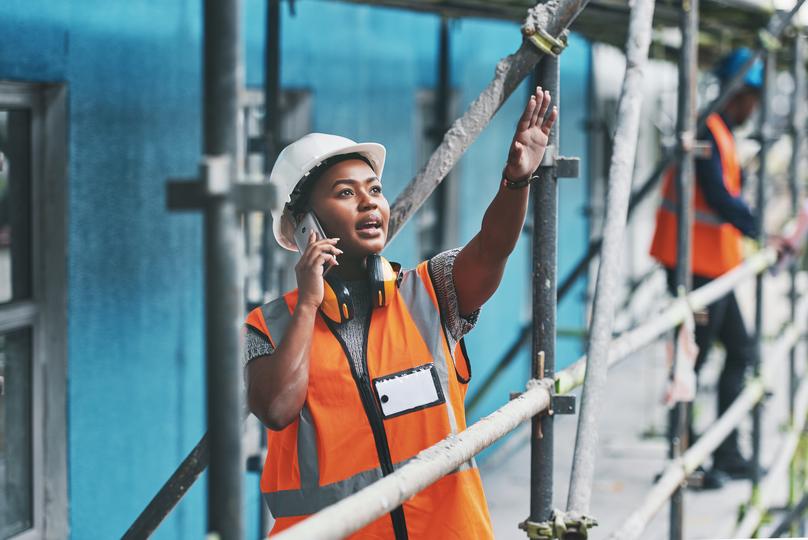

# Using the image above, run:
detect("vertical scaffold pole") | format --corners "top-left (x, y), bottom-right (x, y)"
top-left (788, 33), bottom-right (805, 530)
top-left (670, 0), bottom-right (698, 537)
top-left (529, 54), bottom-right (560, 533)
top-left (262, 0), bottom-right (282, 298)
top-left (433, 17), bottom-right (453, 252)
top-left (565, 0), bottom-right (656, 526)
top-left (204, 0), bottom-right (245, 538)
top-left (753, 47), bottom-right (775, 492)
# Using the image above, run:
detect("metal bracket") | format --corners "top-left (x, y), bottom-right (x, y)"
top-left (202, 154), bottom-right (231, 195)
top-left (540, 151), bottom-right (579, 176)
top-left (551, 395), bottom-right (576, 415)
top-left (540, 147), bottom-right (579, 178)
top-left (167, 156), bottom-right (276, 212)
top-left (526, 28), bottom-right (569, 57)
top-left (520, 510), bottom-right (597, 539)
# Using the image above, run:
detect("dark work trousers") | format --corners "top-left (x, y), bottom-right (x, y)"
top-left (666, 269), bottom-right (757, 461)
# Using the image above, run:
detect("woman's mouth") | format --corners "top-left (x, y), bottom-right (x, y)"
top-left (356, 216), bottom-right (383, 238)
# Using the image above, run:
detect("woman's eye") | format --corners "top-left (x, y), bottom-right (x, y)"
top-left (371, 185), bottom-right (382, 194)
top-left (338, 189), bottom-right (354, 197)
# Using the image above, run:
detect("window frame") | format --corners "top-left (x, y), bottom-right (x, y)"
top-left (0, 81), bottom-right (68, 540)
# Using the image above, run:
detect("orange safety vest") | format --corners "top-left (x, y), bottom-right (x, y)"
top-left (245, 260), bottom-right (494, 539)
top-left (649, 113), bottom-right (744, 278)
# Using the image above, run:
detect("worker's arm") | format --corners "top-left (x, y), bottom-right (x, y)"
top-left (453, 86), bottom-right (557, 317)
top-left (246, 233), bottom-right (341, 430)
top-left (696, 137), bottom-right (758, 238)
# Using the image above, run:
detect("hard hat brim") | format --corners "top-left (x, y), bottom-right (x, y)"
top-left (272, 141), bottom-right (387, 252)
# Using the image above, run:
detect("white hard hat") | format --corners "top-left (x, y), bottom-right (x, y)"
top-left (269, 133), bottom-right (386, 251)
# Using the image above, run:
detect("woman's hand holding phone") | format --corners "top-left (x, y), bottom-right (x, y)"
top-left (295, 231), bottom-right (342, 310)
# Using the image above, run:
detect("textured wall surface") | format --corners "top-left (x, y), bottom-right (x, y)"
top-left (0, 0), bottom-right (590, 537)
top-left (0, 2), bottom-right (207, 539)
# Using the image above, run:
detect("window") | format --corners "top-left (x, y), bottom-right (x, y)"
top-left (0, 82), bottom-right (68, 540)
top-left (0, 328), bottom-right (33, 538)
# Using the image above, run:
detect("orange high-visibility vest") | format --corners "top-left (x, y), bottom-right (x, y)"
top-left (649, 113), bottom-right (744, 278)
top-left (245, 260), bottom-right (493, 539)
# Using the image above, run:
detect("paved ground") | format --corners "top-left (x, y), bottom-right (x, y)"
top-left (480, 273), bottom-right (806, 539)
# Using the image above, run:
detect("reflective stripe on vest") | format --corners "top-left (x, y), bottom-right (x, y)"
top-left (658, 196), bottom-right (725, 226)
top-left (264, 458), bottom-right (419, 517)
top-left (257, 268), bottom-right (474, 521)
top-left (398, 269), bottom-right (458, 435)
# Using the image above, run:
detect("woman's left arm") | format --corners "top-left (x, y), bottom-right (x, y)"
top-left (454, 86), bottom-right (557, 317)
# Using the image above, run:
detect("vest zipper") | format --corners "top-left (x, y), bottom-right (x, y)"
top-left (322, 310), bottom-right (409, 540)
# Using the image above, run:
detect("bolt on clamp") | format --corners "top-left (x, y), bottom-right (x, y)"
top-left (520, 510), bottom-right (597, 539)
top-left (525, 28), bottom-right (569, 57)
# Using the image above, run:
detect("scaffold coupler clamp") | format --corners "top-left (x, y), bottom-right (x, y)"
top-left (758, 27), bottom-right (781, 51)
top-left (524, 27), bottom-right (569, 57)
top-left (519, 509), bottom-right (598, 539)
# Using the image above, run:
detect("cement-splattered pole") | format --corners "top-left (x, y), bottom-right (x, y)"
top-left (563, 0), bottom-right (656, 535)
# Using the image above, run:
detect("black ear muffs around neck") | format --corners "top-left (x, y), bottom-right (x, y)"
top-left (318, 255), bottom-right (402, 324)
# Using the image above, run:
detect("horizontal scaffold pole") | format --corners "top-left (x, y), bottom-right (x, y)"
top-left (484, 248), bottom-right (778, 470)
top-left (272, 380), bottom-right (554, 540)
top-left (607, 298), bottom-right (808, 540)
top-left (386, 0), bottom-right (591, 242)
top-left (734, 375), bottom-right (808, 538)
top-left (556, 248), bottom-right (778, 394)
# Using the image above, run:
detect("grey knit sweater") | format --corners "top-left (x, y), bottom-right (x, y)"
top-left (244, 248), bottom-right (478, 376)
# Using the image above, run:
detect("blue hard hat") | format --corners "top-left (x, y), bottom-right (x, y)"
top-left (714, 47), bottom-right (763, 90)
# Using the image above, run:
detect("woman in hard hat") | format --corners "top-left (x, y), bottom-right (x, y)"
top-left (244, 85), bottom-right (556, 538)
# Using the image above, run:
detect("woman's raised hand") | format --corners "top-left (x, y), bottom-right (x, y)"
top-left (503, 86), bottom-right (558, 183)
top-left (295, 232), bottom-right (342, 310)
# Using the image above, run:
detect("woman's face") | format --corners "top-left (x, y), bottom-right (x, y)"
top-left (308, 158), bottom-right (389, 256)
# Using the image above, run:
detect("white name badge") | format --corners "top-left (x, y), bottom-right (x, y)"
top-left (373, 363), bottom-right (445, 419)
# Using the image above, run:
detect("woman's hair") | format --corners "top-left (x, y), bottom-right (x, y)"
top-left (286, 152), bottom-right (374, 216)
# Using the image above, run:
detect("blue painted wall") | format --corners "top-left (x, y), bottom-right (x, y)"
top-left (0, 2), bottom-right (207, 539)
top-left (0, 0), bottom-right (589, 537)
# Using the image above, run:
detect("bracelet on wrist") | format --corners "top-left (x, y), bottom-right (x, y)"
top-left (502, 170), bottom-right (539, 189)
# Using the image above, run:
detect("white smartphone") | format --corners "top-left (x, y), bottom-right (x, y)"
top-left (294, 212), bottom-right (334, 275)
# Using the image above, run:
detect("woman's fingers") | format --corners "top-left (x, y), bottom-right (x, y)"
top-left (541, 106), bottom-right (558, 134)
top-left (534, 90), bottom-right (551, 126)
top-left (518, 93), bottom-right (537, 131)
top-left (302, 238), bottom-right (342, 268)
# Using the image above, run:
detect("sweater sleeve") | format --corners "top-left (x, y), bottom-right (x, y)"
top-left (428, 248), bottom-right (481, 346)
top-left (243, 324), bottom-right (274, 368)
top-left (695, 134), bottom-right (759, 238)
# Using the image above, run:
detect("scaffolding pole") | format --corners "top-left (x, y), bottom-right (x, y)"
top-left (203, 0), bottom-right (244, 538)
top-left (261, 0), bottom-right (282, 297)
top-left (526, 54), bottom-right (560, 537)
top-left (564, 0), bottom-right (655, 528)
top-left (669, 0), bottom-right (698, 537)
top-left (787, 30), bottom-right (806, 534)
top-left (753, 46), bottom-right (776, 492)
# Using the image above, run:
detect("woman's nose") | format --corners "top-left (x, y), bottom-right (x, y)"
top-left (358, 191), bottom-right (377, 210)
